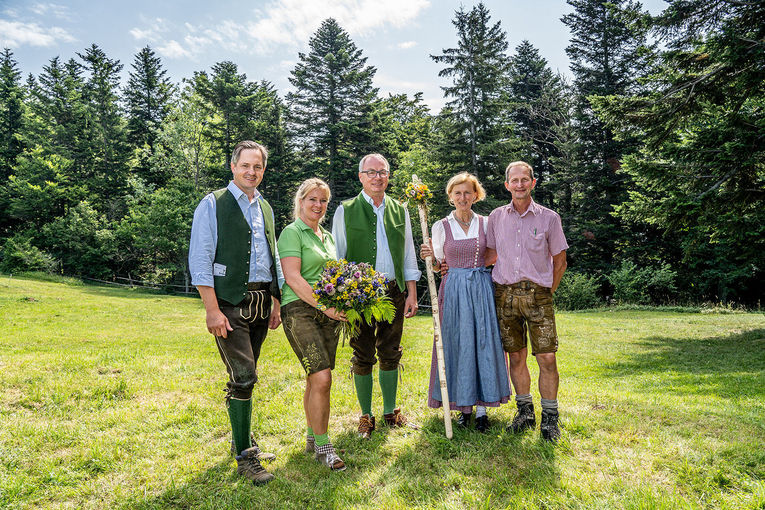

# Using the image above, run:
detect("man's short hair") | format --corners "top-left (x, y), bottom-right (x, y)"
top-left (232, 141), bottom-right (268, 167)
top-left (505, 161), bottom-right (534, 181)
top-left (358, 153), bottom-right (390, 173)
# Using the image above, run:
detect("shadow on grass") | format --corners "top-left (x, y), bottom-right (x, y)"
top-left (602, 328), bottom-right (765, 397)
top-left (121, 415), bottom-right (562, 509)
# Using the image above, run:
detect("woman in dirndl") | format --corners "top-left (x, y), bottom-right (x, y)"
top-left (420, 172), bottom-right (511, 432)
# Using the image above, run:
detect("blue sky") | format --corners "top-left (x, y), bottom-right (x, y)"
top-left (1, 0), bottom-right (669, 112)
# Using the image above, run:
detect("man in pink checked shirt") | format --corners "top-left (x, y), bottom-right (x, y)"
top-left (485, 161), bottom-right (568, 442)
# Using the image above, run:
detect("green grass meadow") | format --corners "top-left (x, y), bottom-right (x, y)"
top-left (1, 275), bottom-right (764, 509)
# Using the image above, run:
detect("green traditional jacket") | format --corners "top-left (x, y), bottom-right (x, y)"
top-left (342, 193), bottom-right (406, 291)
top-left (212, 188), bottom-right (280, 305)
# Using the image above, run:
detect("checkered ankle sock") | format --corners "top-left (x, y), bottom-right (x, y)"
top-left (315, 442), bottom-right (336, 455)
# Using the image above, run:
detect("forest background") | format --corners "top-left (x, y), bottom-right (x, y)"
top-left (0, 0), bottom-right (762, 308)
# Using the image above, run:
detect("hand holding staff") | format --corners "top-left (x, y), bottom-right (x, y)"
top-left (408, 175), bottom-right (453, 439)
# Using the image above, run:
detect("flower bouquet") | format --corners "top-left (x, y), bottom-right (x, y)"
top-left (313, 259), bottom-right (396, 341)
top-left (404, 181), bottom-right (433, 207)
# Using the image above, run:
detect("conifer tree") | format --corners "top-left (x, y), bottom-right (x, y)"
top-left (287, 18), bottom-right (379, 203)
top-left (0, 48), bottom-right (24, 182)
top-left (125, 46), bottom-right (174, 186)
top-left (561, 0), bottom-right (652, 273)
top-left (508, 40), bottom-right (569, 208)
top-left (431, 2), bottom-right (518, 196)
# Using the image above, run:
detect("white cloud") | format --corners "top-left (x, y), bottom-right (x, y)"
top-left (30, 3), bottom-right (72, 20)
top-left (157, 40), bottom-right (191, 59)
top-left (397, 41), bottom-right (417, 49)
top-left (243, 0), bottom-right (430, 53)
top-left (0, 19), bottom-right (75, 47)
top-left (129, 17), bottom-right (169, 42)
top-left (127, 0), bottom-right (430, 60)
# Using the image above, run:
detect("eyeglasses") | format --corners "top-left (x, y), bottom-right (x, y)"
top-left (361, 170), bottom-right (389, 178)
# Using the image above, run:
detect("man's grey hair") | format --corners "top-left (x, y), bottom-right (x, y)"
top-left (358, 153), bottom-right (390, 173)
top-left (505, 161), bottom-right (534, 181)
top-left (231, 141), bottom-right (268, 167)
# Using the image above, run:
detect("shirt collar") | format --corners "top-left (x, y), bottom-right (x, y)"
top-left (448, 210), bottom-right (477, 225)
top-left (227, 181), bottom-right (261, 203)
top-left (506, 199), bottom-right (539, 217)
top-left (361, 190), bottom-right (386, 209)
top-left (295, 217), bottom-right (329, 235)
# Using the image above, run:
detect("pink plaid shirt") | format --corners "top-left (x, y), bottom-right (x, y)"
top-left (486, 199), bottom-right (568, 288)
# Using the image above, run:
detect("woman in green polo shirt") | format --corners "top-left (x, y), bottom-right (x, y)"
top-left (278, 178), bottom-right (348, 472)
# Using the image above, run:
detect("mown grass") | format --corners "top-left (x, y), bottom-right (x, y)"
top-left (1, 275), bottom-right (763, 509)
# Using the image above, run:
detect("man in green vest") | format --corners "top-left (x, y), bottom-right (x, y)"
top-left (189, 141), bottom-right (281, 485)
top-left (331, 153), bottom-right (422, 439)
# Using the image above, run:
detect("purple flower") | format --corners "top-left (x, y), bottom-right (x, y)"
top-left (324, 284), bottom-right (335, 296)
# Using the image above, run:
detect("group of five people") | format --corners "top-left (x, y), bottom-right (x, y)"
top-left (189, 141), bottom-right (568, 485)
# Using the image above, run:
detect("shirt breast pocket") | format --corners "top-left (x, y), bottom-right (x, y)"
top-left (528, 229), bottom-right (546, 253)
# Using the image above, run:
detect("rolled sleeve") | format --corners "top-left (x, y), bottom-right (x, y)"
top-left (189, 194), bottom-right (217, 287)
top-left (403, 209), bottom-right (422, 281)
top-left (486, 210), bottom-right (498, 250)
top-left (331, 205), bottom-right (347, 260)
top-left (547, 213), bottom-right (569, 256)
top-left (431, 220), bottom-right (445, 262)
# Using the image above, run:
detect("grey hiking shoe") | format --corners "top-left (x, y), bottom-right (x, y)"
top-left (305, 435), bottom-right (315, 454)
top-left (230, 433), bottom-right (276, 461)
top-left (541, 410), bottom-right (561, 442)
top-left (236, 447), bottom-right (275, 485)
top-left (314, 442), bottom-right (346, 471)
top-left (507, 402), bottom-right (535, 433)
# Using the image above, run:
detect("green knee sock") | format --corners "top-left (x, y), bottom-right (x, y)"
top-left (354, 373), bottom-right (373, 416)
top-left (314, 433), bottom-right (329, 447)
top-left (307, 426), bottom-right (314, 438)
top-left (379, 368), bottom-right (398, 415)
top-left (228, 398), bottom-right (252, 456)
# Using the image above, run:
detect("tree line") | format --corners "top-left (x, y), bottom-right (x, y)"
top-left (0, 0), bottom-right (762, 306)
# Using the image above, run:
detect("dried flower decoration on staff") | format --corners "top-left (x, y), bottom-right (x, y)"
top-left (313, 259), bottom-right (396, 341)
top-left (404, 181), bottom-right (433, 207)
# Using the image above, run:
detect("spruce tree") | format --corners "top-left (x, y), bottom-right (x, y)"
top-left (0, 48), bottom-right (24, 182)
top-left (592, 0), bottom-right (765, 302)
top-left (287, 18), bottom-right (379, 204)
top-left (561, 0), bottom-right (652, 273)
top-left (431, 2), bottom-right (518, 196)
top-left (508, 40), bottom-right (569, 209)
top-left (77, 44), bottom-right (130, 213)
top-left (125, 46), bottom-right (174, 186)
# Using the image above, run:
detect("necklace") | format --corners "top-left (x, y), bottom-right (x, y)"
top-left (454, 211), bottom-right (474, 229)
top-left (455, 212), bottom-right (473, 227)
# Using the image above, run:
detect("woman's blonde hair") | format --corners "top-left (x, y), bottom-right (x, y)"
top-left (293, 178), bottom-right (331, 222)
top-left (445, 172), bottom-right (486, 203)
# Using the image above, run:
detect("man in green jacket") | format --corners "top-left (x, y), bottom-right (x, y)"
top-left (331, 153), bottom-right (422, 439)
top-left (189, 141), bottom-right (281, 485)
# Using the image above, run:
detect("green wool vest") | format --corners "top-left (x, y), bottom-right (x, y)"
top-left (343, 193), bottom-right (406, 291)
top-left (212, 188), bottom-right (279, 305)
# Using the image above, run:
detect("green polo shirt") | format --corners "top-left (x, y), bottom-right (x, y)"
top-left (277, 218), bottom-right (337, 307)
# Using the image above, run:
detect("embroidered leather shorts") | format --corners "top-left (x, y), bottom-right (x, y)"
top-left (282, 300), bottom-right (340, 375)
top-left (494, 281), bottom-right (558, 355)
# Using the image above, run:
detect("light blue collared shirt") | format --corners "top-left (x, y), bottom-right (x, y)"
top-left (189, 181), bottom-right (275, 287)
top-left (331, 191), bottom-right (421, 282)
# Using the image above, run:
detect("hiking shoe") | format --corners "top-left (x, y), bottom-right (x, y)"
top-left (457, 412), bottom-right (471, 427)
top-left (475, 415), bottom-right (489, 433)
top-left (314, 443), bottom-right (346, 471)
top-left (236, 447), bottom-right (275, 485)
top-left (384, 408), bottom-right (418, 429)
top-left (507, 403), bottom-right (535, 433)
top-left (358, 414), bottom-right (375, 439)
top-left (541, 410), bottom-right (561, 442)
top-left (230, 433), bottom-right (276, 461)
top-left (305, 435), bottom-right (315, 453)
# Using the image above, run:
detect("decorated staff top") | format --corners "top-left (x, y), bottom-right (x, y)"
top-left (404, 180), bottom-right (433, 207)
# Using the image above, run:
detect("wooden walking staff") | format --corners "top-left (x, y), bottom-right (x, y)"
top-left (410, 175), bottom-right (453, 439)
